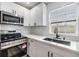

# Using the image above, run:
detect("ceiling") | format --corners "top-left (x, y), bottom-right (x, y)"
top-left (14, 2), bottom-right (41, 9)
top-left (14, 2), bottom-right (73, 9)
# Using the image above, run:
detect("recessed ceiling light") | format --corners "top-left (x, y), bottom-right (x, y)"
top-left (26, 2), bottom-right (30, 4)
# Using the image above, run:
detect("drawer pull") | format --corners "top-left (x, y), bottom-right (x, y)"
top-left (51, 53), bottom-right (53, 57)
top-left (48, 51), bottom-right (50, 57)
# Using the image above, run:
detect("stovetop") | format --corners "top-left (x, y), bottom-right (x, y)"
top-left (0, 33), bottom-right (27, 43)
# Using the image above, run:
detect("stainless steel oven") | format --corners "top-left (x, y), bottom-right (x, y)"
top-left (0, 11), bottom-right (24, 25)
top-left (0, 42), bottom-right (27, 57)
top-left (0, 33), bottom-right (27, 57)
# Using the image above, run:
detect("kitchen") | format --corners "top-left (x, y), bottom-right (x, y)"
top-left (0, 2), bottom-right (79, 57)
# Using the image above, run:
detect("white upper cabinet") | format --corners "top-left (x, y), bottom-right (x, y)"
top-left (0, 2), bottom-right (24, 17)
top-left (30, 6), bottom-right (36, 26)
top-left (24, 8), bottom-right (31, 26)
top-left (13, 4), bottom-right (25, 17)
top-left (1, 2), bottom-right (13, 13)
top-left (30, 3), bottom-right (47, 26)
top-left (0, 2), bottom-right (47, 26)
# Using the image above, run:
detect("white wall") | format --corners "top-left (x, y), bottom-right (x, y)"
top-left (30, 2), bottom-right (79, 41)
top-left (0, 24), bottom-right (31, 35)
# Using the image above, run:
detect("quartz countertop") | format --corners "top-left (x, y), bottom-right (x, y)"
top-left (25, 34), bottom-right (79, 53)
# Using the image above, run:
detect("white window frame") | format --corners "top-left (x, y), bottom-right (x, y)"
top-left (49, 2), bottom-right (79, 36)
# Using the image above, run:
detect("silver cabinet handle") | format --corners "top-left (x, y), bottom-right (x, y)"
top-left (51, 53), bottom-right (53, 57)
top-left (34, 22), bottom-right (36, 26)
top-left (48, 51), bottom-right (50, 57)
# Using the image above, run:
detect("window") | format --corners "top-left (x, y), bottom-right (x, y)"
top-left (49, 20), bottom-right (76, 35)
top-left (58, 22), bottom-right (66, 33)
top-left (49, 3), bottom-right (78, 36)
top-left (49, 23), bottom-right (58, 34)
top-left (65, 21), bottom-right (76, 33)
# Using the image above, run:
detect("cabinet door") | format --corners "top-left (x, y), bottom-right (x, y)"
top-left (24, 8), bottom-right (30, 26)
top-left (28, 39), bottom-right (49, 57)
top-left (34, 41), bottom-right (48, 57)
top-left (30, 5), bottom-right (40, 26)
top-left (30, 8), bottom-right (36, 26)
top-left (1, 2), bottom-right (25, 17)
top-left (28, 39), bottom-right (37, 57)
top-left (36, 3), bottom-right (47, 26)
top-left (34, 3), bottom-right (43, 26)
top-left (30, 3), bottom-right (47, 26)
top-left (11, 3), bottom-right (24, 17)
top-left (51, 45), bottom-right (79, 57)
top-left (1, 2), bottom-right (13, 13)
top-left (16, 5), bottom-right (24, 17)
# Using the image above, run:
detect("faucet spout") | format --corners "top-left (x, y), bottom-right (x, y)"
top-left (54, 26), bottom-right (60, 39)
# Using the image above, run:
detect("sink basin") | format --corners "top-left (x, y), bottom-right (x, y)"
top-left (43, 38), bottom-right (70, 46)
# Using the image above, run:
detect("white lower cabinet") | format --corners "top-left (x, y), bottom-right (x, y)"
top-left (28, 39), bottom-right (36, 57)
top-left (28, 39), bottom-right (60, 57)
top-left (28, 38), bottom-right (79, 57)
top-left (28, 39), bottom-right (48, 57)
top-left (52, 46), bottom-right (79, 57)
top-left (34, 40), bottom-right (49, 57)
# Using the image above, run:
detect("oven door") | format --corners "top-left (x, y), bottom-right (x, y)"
top-left (0, 43), bottom-right (27, 57)
top-left (9, 43), bottom-right (27, 57)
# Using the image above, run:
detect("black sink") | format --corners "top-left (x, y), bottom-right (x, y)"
top-left (43, 38), bottom-right (70, 46)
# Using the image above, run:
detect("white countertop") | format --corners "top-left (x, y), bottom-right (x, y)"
top-left (25, 34), bottom-right (79, 53)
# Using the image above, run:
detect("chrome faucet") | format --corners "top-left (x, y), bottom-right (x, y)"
top-left (54, 27), bottom-right (60, 39)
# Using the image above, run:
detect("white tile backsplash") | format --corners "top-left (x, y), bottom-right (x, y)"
top-left (0, 24), bottom-right (31, 35)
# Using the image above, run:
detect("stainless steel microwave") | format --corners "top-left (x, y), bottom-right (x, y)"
top-left (0, 11), bottom-right (24, 25)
